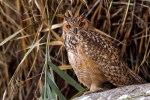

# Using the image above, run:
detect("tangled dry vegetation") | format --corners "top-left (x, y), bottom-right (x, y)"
top-left (0, 0), bottom-right (150, 100)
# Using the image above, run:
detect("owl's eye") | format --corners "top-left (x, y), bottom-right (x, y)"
top-left (79, 22), bottom-right (85, 27)
top-left (66, 25), bottom-right (71, 29)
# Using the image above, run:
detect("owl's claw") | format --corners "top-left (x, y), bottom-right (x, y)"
top-left (83, 88), bottom-right (104, 95)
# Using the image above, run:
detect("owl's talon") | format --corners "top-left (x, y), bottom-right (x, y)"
top-left (83, 88), bottom-right (104, 95)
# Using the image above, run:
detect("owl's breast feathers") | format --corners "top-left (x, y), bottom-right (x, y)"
top-left (64, 33), bottom-right (78, 53)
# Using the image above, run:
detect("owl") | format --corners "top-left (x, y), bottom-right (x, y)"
top-left (62, 12), bottom-right (147, 93)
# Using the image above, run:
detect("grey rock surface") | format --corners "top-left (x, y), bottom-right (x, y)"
top-left (73, 83), bottom-right (150, 100)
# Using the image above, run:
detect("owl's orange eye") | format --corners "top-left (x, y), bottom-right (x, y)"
top-left (79, 22), bottom-right (85, 27)
top-left (66, 25), bottom-right (71, 29)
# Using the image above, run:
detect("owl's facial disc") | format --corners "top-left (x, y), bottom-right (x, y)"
top-left (63, 17), bottom-right (89, 35)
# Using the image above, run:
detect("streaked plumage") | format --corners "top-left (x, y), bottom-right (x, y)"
top-left (62, 13), bottom-right (146, 92)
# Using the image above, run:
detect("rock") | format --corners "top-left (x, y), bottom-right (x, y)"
top-left (73, 83), bottom-right (150, 100)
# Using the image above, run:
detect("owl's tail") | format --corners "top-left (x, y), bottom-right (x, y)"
top-left (128, 68), bottom-right (147, 84)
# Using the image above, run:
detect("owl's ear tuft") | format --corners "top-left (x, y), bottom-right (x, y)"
top-left (64, 10), bottom-right (73, 17)
top-left (79, 12), bottom-right (87, 20)
top-left (64, 10), bottom-right (73, 21)
top-left (63, 15), bottom-right (69, 21)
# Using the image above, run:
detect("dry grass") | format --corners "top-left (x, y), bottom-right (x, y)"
top-left (0, 0), bottom-right (150, 100)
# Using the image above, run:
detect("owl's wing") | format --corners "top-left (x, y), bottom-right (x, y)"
top-left (78, 30), bottom-right (146, 86)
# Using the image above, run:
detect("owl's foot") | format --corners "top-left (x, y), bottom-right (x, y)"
top-left (83, 88), bottom-right (104, 95)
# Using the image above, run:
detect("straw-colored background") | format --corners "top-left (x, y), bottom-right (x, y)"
top-left (0, 0), bottom-right (149, 100)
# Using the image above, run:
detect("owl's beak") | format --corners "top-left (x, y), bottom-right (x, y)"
top-left (73, 28), bottom-right (78, 34)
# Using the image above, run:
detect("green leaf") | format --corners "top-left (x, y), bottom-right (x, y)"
top-left (46, 83), bottom-right (55, 100)
top-left (47, 61), bottom-right (85, 92)
top-left (47, 71), bottom-right (67, 100)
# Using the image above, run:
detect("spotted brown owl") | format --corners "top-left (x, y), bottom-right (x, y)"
top-left (62, 12), bottom-right (147, 93)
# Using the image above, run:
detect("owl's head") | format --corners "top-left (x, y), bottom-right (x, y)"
top-left (63, 11), bottom-right (92, 34)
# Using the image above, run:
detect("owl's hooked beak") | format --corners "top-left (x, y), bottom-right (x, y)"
top-left (73, 28), bottom-right (78, 34)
